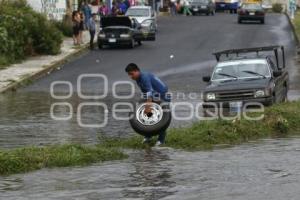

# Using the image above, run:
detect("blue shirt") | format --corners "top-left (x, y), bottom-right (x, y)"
top-left (136, 71), bottom-right (170, 102)
top-left (88, 18), bottom-right (96, 31)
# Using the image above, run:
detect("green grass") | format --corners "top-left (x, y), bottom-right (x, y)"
top-left (1, 101), bottom-right (300, 176)
top-left (102, 101), bottom-right (300, 151)
top-left (0, 144), bottom-right (127, 176)
top-left (292, 11), bottom-right (300, 41)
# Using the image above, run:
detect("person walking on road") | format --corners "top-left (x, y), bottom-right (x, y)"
top-left (182, 0), bottom-right (192, 16)
top-left (88, 14), bottom-right (97, 50)
top-left (125, 63), bottom-right (171, 147)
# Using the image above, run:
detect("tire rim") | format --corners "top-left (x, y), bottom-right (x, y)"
top-left (136, 103), bottom-right (163, 126)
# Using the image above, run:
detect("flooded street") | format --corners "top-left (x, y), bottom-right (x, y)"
top-left (1, 137), bottom-right (300, 200)
top-left (1, 13), bottom-right (300, 199)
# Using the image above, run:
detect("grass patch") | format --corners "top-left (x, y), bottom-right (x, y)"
top-left (102, 101), bottom-right (300, 151)
top-left (2, 101), bottom-right (300, 176)
top-left (0, 144), bottom-right (127, 176)
top-left (292, 11), bottom-right (300, 41)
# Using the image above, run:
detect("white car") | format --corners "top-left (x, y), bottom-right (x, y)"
top-left (125, 6), bottom-right (157, 32)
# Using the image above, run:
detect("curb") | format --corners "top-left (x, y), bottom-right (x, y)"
top-left (285, 13), bottom-right (300, 47)
top-left (158, 12), bottom-right (171, 17)
top-left (0, 44), bottom-right (89, 94)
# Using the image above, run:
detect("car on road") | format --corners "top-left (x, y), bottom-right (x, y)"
top-left (189, 0), bottom-right (216, 16)
top-left (238, 3), bottom-right (265, 24)
top-left (202, 46), bottom-right (289, 110)
top-left (97, 16), bottom-right (155, 49)
top-left (215, 0), bottom-right (239, 13)
top-left (125, 6), bottom-right (157, 32)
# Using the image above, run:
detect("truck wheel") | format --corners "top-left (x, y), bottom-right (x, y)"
top-left (261, 19), bottom-right (265, 24)
top-left (129, 102), bottom-right (172, 137)
top-left (98, 43), bottom-right (103, 49)
top-left (282, 86), bottom-right (288, 102)
top-left (137, 40), bottom-right (142, 46)
top-left (129, 38), bottom-right (135, 49)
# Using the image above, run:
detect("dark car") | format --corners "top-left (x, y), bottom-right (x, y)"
top-left (189, 0), bottom-right (216, 16)
top-left (97, 16), bottom-right (155, 49)
top-left (238, 3), bottom-right (265, 24)
top-left (202, 46), bottom-right (289, 111)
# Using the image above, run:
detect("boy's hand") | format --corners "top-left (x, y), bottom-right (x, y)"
top-left (144, 99), bottom-right (153, 116)
top-left (144, 105), bottom-right (152, 115)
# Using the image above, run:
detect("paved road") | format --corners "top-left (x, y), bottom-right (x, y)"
top-left (24, 13), bottom-right (298, 93)
top-left (0, 13), bottom-right (299, 148)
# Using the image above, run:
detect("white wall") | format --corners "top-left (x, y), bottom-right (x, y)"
top-left (27, 0), bottom-right (67, 20)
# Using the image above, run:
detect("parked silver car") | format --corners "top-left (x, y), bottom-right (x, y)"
top-left (125, 6), bottom-right (157, 32)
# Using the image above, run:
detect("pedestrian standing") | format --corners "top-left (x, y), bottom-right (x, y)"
top-left (170, 0), bottom-right (177, 16)
top-left (78, 11), bottom-right (85, 44)
top-left (88, 14), bottom-right (97, 50)
top-left (111, 1), bottom-right (119, 16)
top-left (99, 2), bottom-right (109, 16)
top-left (155, 0), bottom-right (160, 13)
top-left (124, 0), bottom-right (131, 10)
top-left (118, 0), bottom-right (127, 15)
top-left (182, 0), bottom-right (192, 16)
top-left (72, 11), bottom-right (81, 45)
top-left (81, 0), bottom-right (92, 29)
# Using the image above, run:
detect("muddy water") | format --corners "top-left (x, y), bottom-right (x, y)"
top-left (1, 137), bottom-right (300, 200)
top-left (0, 91), bottom-right (202, 149)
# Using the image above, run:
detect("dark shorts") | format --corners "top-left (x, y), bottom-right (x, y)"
top-left (73, 25), bottom-right (80, 36)
top-left (79, 21), bottom-right (84, 31)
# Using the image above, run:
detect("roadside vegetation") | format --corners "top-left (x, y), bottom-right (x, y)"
top-left (272, 3), bottom-right (283, 13)
top-left (0, 144), bottom-right (127, 176)
top-left (0, 0), bottom-right (63, 68)
top-left (292, 11), bottom-right (300, 42)
top-left (102, 101), bottom-right (300, 151)
top-left (1, 101), bottom-right (299, 176)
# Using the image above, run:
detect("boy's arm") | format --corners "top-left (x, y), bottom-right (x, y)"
top-left (141, 75), bottom-right (154, 114)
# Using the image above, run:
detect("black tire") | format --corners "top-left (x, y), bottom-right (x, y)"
top-left (137, 40), bottom-right (142, 46)
top-left (211, 10), bottom-right (215, 15)
top-left (129, 102), bottom-right (172, 137)
top-left (206, 12), bottom-right (209, 16)
top-left (272, 94), bottom-right (276, 105)
top-left (261, 19), bottom-right (265, 24)
top-left (128, 38), bottom-right (135, 49)
top-left (98, 42), bottom-right (102, 49)
top-left (238, 18), bottom-right (242, 24)
top-left (230, 9), bottom-right (233, 14)
top-left (282, 86), bottom-right (288, 102)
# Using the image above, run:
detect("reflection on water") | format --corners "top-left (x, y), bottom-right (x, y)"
top-left (0, 91), bottom-right (199, 149)
top-left (1, 89), bottom-right (300, 149)
top-left (0, 91), bottom-right (135, 148)
top-left (123, 149), bottom-right (176, 200)
top-left (1, 138), bottom-right (300, 200)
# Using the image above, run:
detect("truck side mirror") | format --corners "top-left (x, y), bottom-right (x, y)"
top-left (273, 71), bottom-right (282, 77)
top-left (202, 76), bottom-right (211, 82)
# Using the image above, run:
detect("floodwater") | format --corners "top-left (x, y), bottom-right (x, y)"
top-left (1, 137), bottom-right (300, 200)
top-left (0, 91), bottom-right (202, 149)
